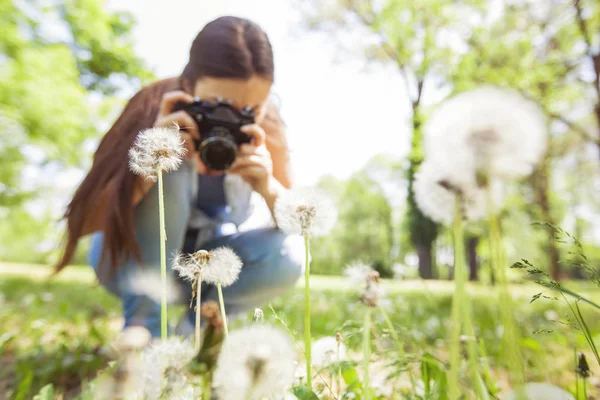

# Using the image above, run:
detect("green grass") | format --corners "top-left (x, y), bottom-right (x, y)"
top-left (1, 262), bottom-right (599, 399)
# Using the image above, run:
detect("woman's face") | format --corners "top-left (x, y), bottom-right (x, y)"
top-left (191, 75), bottom-right (272, 175)
top-left (193, 75), bottom-right (273, 124)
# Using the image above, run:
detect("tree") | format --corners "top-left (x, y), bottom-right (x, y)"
top-left (450, 0), bottom-right (599, 280)
top-left (0, 0), bottom-right (152, 263)
top-left (297, 0), bottom-right (487, 278)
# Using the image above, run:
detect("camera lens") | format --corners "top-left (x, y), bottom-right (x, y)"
top-left (199, 137), bottom-right (238, 171)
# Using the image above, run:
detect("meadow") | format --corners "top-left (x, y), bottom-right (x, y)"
top-left (1, 262), bottom-right (598, 399)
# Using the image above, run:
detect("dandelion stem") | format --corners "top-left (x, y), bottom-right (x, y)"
top-left (157, 169), bottom-right (168, 340)
top-left (488, 187), bottom-right (525, 385)
top-left (448, 201), bottom-right (465, 399)
top-left (378, 304), bottom-right (403, 357)
top-left (363, 308), bottom-right (371, 400)
top-left (336, 336), bottom-right (342, 399)
top-left (303, 232), bottom-right (312, 390)
top-left (195, 275), bottom-right (202, 352)
top-left (217, 282), bottom-right (229, 336)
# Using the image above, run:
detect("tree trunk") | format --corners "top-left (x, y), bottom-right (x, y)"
top-left (406, 110), bottom-right (439, 280)
top-left (529, 161), bottom-right (561, 280)
top-left (416, 243), bottom-right (434, 280)
top-left (467, 236), bottom-right (479, 281)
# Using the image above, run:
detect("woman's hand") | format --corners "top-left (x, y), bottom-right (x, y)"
top-left (227, 124), bottom-right (274, 196)
top-left (154, 90), bottom-right (200, 160)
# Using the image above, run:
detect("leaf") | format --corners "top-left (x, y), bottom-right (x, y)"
top-left (341, 363), bottom-right (360, 386)
top-left (14, 368), bottom-right (33, 400)
top-left (33, 384), bottom-right (54, 400)
top-left (291, 386), bottom-right (320, 400)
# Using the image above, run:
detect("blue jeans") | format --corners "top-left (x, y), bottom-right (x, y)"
top-left (88, 161), bottom-right (303, 337)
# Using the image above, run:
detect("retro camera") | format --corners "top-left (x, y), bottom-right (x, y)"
top-left (173, 97), bottom-right (255, 171)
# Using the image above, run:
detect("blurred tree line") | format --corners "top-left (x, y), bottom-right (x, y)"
top-left (301, 0), bottom-right (600, 279)
top-left (1, 0), bottom-right (599, 281)
top-left (0, 0), bottom-right (153, 263)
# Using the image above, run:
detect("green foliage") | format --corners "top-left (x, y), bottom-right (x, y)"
top-left (312, 161), bottom-right (397, 276)
top-left (3, 264), bottom-right (600, 398)
top-left (0, 0), bottom-right (152, 263)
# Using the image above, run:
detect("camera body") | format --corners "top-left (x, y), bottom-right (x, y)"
top-left (173, 97), bottom-right (255, 171)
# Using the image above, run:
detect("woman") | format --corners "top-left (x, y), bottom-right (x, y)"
top-left (57, 16), bottom-right (303, 337)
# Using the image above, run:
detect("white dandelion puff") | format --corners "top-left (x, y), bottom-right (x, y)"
top-left (274, 187), bottom-right (337, 237)
top-left (311, 336), bottom-right (347, 369)
top-left (129, 127), bottom-right (187, 182)
top-left (424, 86), bottom-right (547, 180)
top-left (413, 161), bottom-right (504, 226)
top-left (213, 325), bottom-right (296, 400)
top-left (139, 337), bottom-right (195, 400)
top-left (127, 270), bottom-right (184, 305)
top-left (344, 262), bottom-right (384, 307)
top-left (171, 251), bottom-right (205, 283)
top-left (201, 247), bottom-right (243, 287)
top-left (344, 262), bottom-right (375, 286)
top-left (253, 308), bottom-right (264, 323)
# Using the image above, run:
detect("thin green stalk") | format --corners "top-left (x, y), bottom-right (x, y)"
top-left (336, 336), bottom-right (342, 399)
top-left (450, 200), bottom-right (489, 399)
top-left (448, 202), bottom-right (465, 399)
top-left (562, 295), bottom-right (600, 365)
top-left (582, 377), bottom-right (588, 400)
top-left (363, 308), bottom-right (372, 400)
top-left (195, 275), bottom-right (202, 352)
top-left (157, 170), bottom-right (168, 340)
top-left (378, 304), bottom-right (403, 357)
top-left (304, 232), bottom-right (312, 389)
top-left (488, 188), bottom-right (525, 384)
top-left (217, 283), bottom-right (228, 336)
top-left (575, 350), bottom-right (580, 400)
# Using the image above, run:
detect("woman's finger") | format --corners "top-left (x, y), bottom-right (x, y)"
top-left (155, 111), bottom-right (200, 140)
top-left (241, 124), bottom-right (266, 147)
top-left (158, 90), bottom-right (196, 119)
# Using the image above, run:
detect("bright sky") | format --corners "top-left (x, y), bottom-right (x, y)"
top-left (105, 0), bottom-right (412, 186)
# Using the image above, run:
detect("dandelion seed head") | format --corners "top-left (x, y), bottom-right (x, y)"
top-left (201, 247), bottom-right (243, 287)
top-left (128, 270), bottom-right (184, 304)
top-left (171, 252), bottom-right (202, 283)
top-left (344, 262), bottom-right (375, 286)
top-left (139, 337), bottom-right (195, 400)
top-left (213, 325), bottom-right (296, 400)
top-left (311, 336), bottom-right (347, 368)
top-left (129, 127), bottom-right (187, 181)
top-left (253, 308), bottom-right (264, 323)
top-left (274, 187), bottom-right (337, 237)
top-left (413, 161), bottom-right (504, 226)
top-left (424, 86), bottom-right (547, 180)
top-left (344, 261), bottom-right (384, 307)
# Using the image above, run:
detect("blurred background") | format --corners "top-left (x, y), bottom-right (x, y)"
top-left (1, 0), bottom-right (599, 282)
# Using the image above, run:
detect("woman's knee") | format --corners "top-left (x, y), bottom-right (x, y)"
top-left (268, 232), bottom-right (304, 288)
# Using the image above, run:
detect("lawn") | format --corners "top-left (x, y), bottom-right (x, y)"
top-left (1, 262), bottom-right (599, 399)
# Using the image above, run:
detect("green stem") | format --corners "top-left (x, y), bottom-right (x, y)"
top-left (363, 307), bottom-right (372, 400)
top-left (583, 377), bottom-right (588, 400)
top-left (157, 170), bottom-right (168, 340)
top-left (304, 232), bottom-right (312, 390)
top-left (448, 201), bottom-right (465, 399)
top-left (336, 337), bottom-right (342, 399)
top-left (488, 187), bottom-right (525, 385)
top-left (378, 304), bottom-right (403, 357)
top-left (575, 350), bottom-right (580, 400)
top-left (217, 282), bottom-right (228, 336)
top-left (195, 275), bottom-right (202, 352)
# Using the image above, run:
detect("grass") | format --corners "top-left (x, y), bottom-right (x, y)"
top-left (1, 262), bottom-right (599, 399)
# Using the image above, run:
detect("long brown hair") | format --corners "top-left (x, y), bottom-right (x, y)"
top-left (56, 16), bottom-right (275, 276)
